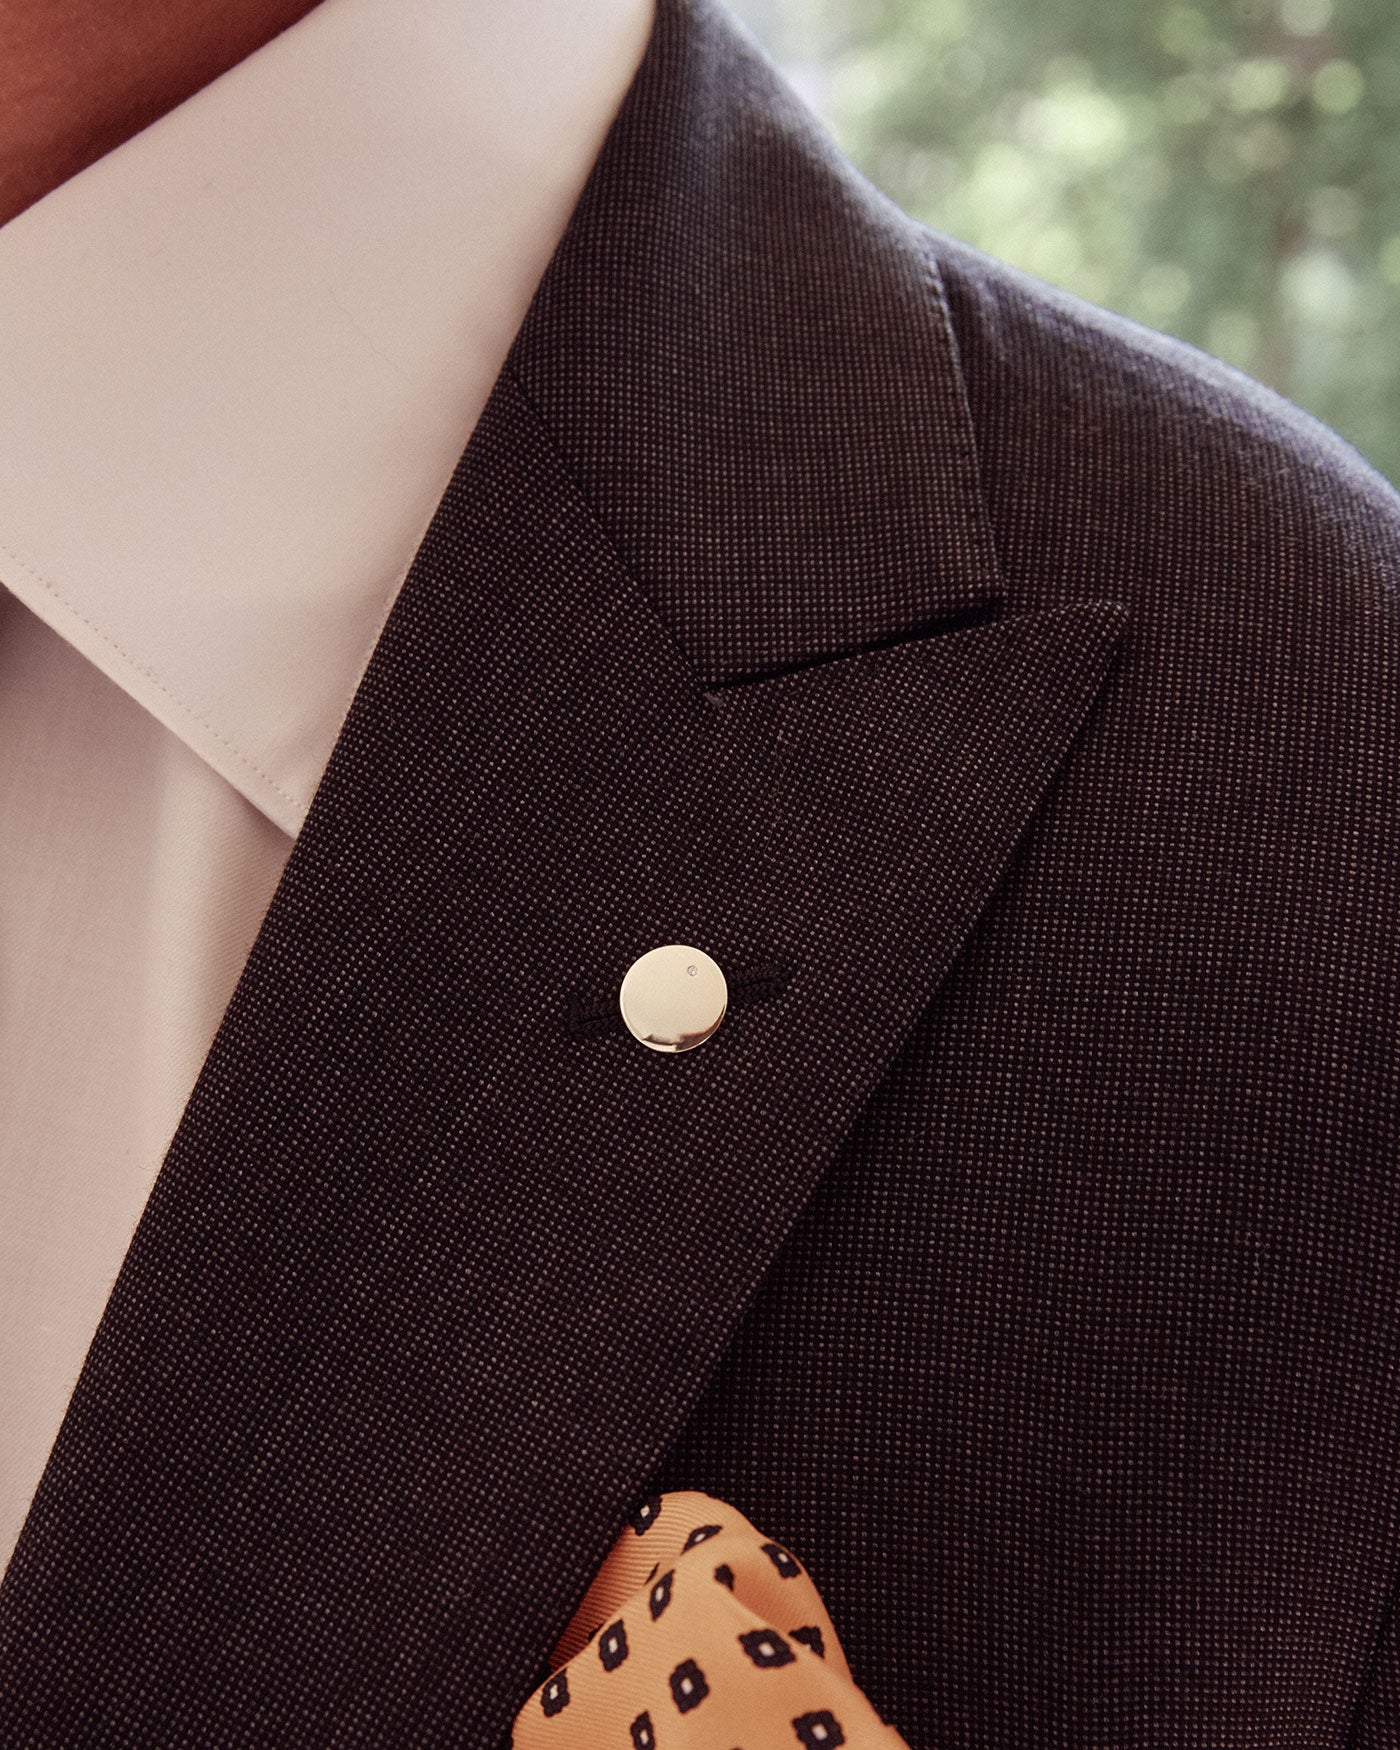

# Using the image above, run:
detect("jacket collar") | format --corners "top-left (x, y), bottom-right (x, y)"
top-left (507, 0), bottom-right (1005, 681)
top-left (0, 1), bottom-right (1126, 1740)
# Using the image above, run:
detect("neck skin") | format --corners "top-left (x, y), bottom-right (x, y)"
top-left (0, 0), bottom-right (324, 228)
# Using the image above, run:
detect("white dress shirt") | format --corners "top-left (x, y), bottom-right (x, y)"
top-left (0, 0), bottom-right (655, 1572)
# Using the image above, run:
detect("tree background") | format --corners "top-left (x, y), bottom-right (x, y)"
top-left (729, 0), bottom-right (1400, 486)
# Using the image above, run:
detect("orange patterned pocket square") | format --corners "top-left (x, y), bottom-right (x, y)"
top-left (514, 1490), bottom-right (911, 1749)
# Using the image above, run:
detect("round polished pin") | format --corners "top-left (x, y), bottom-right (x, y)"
top-left (618, 944), bottom-right (727, 1053)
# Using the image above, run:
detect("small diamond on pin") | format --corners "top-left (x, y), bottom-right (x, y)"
top-left (686, 964), bottom-right (698, 976)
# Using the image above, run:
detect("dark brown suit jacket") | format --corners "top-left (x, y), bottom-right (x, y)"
top-left (2, 0), bottom-right (1397, 1743)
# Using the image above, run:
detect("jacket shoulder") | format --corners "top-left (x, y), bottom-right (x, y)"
top-left (928, 229), bottom-right (1400, 619)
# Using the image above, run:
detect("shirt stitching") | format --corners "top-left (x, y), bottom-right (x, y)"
top-left (0, 536), bottom-right (301, 815)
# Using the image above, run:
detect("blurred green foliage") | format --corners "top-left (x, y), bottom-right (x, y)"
top-left (737, 0), bottom-right (1400, 485)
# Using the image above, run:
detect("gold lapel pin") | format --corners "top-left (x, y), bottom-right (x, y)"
top-left (619, 943), bottom-right (728, 1053)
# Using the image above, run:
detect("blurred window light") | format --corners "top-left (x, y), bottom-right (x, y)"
top-left (1228, 58), bottom-right (1293, 112)
top-left (1311, 59), bottom-right (1366, 114)
top-left (1158, 7), bottom-right (1216, 60)
top-left (1280, 0), bottom-right (1336, 33)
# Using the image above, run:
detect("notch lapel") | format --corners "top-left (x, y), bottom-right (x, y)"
top-left (0, 0), bottom-right (1129, 1742)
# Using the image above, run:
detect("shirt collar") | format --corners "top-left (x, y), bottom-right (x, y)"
top-left (0, 0), bottom-right (653, 835)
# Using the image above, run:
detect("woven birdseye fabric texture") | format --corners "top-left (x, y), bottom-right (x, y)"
top-left (1, 0), bottom-right (1398, 1744)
